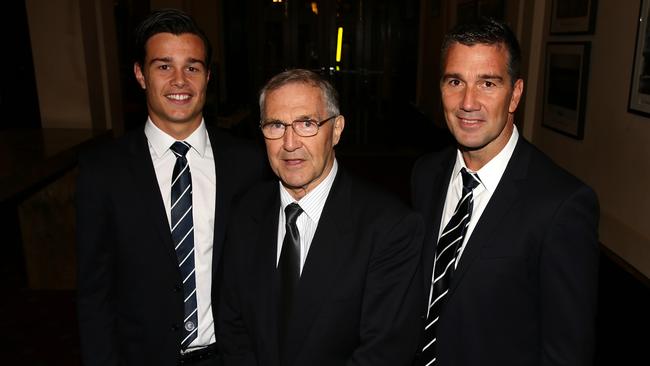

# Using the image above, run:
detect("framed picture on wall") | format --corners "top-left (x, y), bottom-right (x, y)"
top-left (542, 42), bottom-right (591, 140)
top-left (550, 0), bottom-right (598, 34)
top-left (629, 0), bottom-right (650, 117)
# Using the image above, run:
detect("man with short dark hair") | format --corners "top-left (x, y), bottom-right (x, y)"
top-left (412, 18), bottom-right (599, 366)
top-left (76, 8), bottom-right (266, 366)
top-left (218, 69), bottom-right (424, 366)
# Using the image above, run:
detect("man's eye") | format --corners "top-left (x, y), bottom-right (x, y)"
top-left (484, 81), bottom-right (495, 87)
top-left (187, 66), bottom-right (200, 72)
top-left (448, 79), bottom-right (461, 86)
top-left (268, 122), bottom-right (285, 129)
top-left (300, 120), bottom-right (315, 128)
top-left (159, 65), bottom-right (170, 70)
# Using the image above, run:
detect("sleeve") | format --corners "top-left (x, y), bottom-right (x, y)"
top-left (540, 184), bottom-right (600, 366)
top-left (348, 211), bottom-right (425, 366)
top-left (217, 206), bottom-right (257, 366)
top-left (75, 154), bottom-right (119, 366)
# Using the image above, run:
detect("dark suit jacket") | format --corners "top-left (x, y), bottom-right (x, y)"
top-left (218, 166), bottom-right (424, 366)
top-left (411, 137), bottom-right (600, 366)
top-left (76, 126), bottom-right (268, 366)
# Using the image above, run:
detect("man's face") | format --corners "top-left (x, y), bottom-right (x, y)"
top-left (263, 82), bottom-right (344, 200)
top-left (440, 43), bottom-right (523, 164)
top-left (134, 32), bottom-right (209, 133)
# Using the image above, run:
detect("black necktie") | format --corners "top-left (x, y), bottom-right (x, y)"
top-left (422, 168), bottom-right (480, 365)
top-left (277, 203), bottom-right (303, 353)
top-left (170, 141), bottom-right (198, 349)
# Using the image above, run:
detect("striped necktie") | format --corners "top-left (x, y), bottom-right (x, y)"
top-left (170, 141), bottom-right (198, 349)
top-left (422, 168), bottom-right (479, 365)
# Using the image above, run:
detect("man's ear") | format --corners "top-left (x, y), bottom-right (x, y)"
top-left (508, 78), bottom-right (524, 113)
top-left (134, 62), bottom-right (146, 89)
top-left (332, 115), bottom-right (345, 146)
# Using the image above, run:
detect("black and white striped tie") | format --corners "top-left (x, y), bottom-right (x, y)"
top-left (422, 168), bottom-right (479, 365)
top-left (170, 141), bottom-right (198, 349)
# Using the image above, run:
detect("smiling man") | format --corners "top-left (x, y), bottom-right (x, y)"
top-left (218, 69), bottom-right (424, 366)
top-left (76, 8), bottom-right (267, 366)
top-left (411, 18), bottom-right (600, 366)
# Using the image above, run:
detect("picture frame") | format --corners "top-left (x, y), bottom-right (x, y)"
top-left (542, 42), bottom-right (591, 140)
top-left (628, 0), bottom-right (650, 117)
top-left (550, 0), bottom-right (598, 34)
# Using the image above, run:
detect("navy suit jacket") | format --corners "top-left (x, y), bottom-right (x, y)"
top-left (218, 167), bottom-right (424, 366)
top-left (411, 137), bottom-right (599, 366)
top-left (76, 126), bottom-right (268, 366)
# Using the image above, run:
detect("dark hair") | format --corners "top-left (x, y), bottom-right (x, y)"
top-left (134, 8), bottom-right (212, 68)
top-left (258, 69), bottom-right (340, 119)
top-left (441, 17), bottom-right (521, 85)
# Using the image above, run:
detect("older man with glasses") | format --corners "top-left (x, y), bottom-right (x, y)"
top-left (218, 68), bottom-right (424, 366)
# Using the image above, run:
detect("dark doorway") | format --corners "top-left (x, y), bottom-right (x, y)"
top-left (1, 0), bottom-right (40, 129)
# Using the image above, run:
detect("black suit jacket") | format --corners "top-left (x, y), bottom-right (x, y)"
top-left (411, 137), bottom-right (599, 366)
top-left (76, 126), bottom-right (268, 366)
top-left (218, 166), bottom-right (424, 366)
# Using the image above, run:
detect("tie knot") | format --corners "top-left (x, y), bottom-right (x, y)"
top-left (170, 141), bottom-right (191, 157)
top-left (460, 168), bottom-right (480, 191)
top-left (284, 203), bottom-right (303, 225)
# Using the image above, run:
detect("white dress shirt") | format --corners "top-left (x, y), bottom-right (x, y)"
top-left (438, 126), bottom-right (520, 267)
top-left (276, 160), bottom-right (338, 274)
top-left (144, 118), bottom-right (216, 349)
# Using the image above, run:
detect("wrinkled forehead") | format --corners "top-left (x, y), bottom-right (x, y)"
top-left (263, 82), bottom-right (326, 118)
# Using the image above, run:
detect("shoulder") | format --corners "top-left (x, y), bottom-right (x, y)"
top-left (513, 138), bottom-right (598, 207)
top-left (232, 179), bottom-right (277, 213)
top-left (77, 129), bottom-right (142, 171)
top-left (207, 125), bottom-right (263, 156)
top-left (520, 139), bottom-right (591, 191)
top-left (412, 146), bottom-right (455, 179)
top-left (207, 125), bottom-right (272, 181)
top-left (338, 167), bottom-right (420, 225)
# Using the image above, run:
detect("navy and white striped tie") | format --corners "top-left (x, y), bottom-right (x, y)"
top-left (422, 168), bottom-right (479, 365)
top-left (170, 141), bottom-right (198, 349)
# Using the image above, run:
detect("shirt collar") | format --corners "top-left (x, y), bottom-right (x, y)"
top-left (144, 117), bottom-right (208, 159)
top-left (453, 125), bottom-right (519, 193)
top-left (279, 159), bottom-right (338, 223)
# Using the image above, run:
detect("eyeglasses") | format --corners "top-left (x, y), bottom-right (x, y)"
top-left (260, 115), bottom-right (338, 139)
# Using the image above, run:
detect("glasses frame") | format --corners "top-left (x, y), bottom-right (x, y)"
top-left (259, 115), bottom-right (338, 139)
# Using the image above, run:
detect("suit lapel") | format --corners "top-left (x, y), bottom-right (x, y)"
top-left (422, 150), bottom-right (455, 302)
top-left (127, 130), bottom-right (178, 270)
top-left (209, 127), bottom-right (228, 277)
top-left (282, 169), bottom-right (353, 365)
top-left (449, 137), bottom-right (529, 293)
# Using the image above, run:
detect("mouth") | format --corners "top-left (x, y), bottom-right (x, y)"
top-left (165, 93), bottom-right (192, 103)
top-left (283, 158), bottom-right (305, 167)
top-left (456, 114), bottom-right (484, 126)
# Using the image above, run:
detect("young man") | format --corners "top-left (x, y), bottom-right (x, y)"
top-left (76, 9), bottom-right (266, 366)
top-left (218, 69), bottom-right (424, 366)
top-left (412, 18), bottom-right (599, 366)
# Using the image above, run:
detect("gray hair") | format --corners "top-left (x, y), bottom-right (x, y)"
top-left (258, 69), bottom-right (340, 119)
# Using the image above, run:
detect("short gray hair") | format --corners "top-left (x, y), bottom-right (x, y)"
top-left (258, 69), bottom-right (340, 119)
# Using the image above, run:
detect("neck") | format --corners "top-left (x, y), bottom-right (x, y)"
top-left (151, 118), bottom-right (202, 140)
top-left (460, 120), bottom-right (514, 171)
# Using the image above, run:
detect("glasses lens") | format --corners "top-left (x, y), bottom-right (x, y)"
top-left (262, 122), bottom-right (285, 139)
top-left (294, 120), bottom-right (318, 137)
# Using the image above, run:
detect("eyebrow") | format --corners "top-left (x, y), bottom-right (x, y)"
top-left (149, 57), bottom-right (206, 67)
top-left (442, 72), bottom-right (504, 82)
top-left (263, 114), bottom-right (317, 122)
top-left (478, 74), bottom-right (504, 82)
